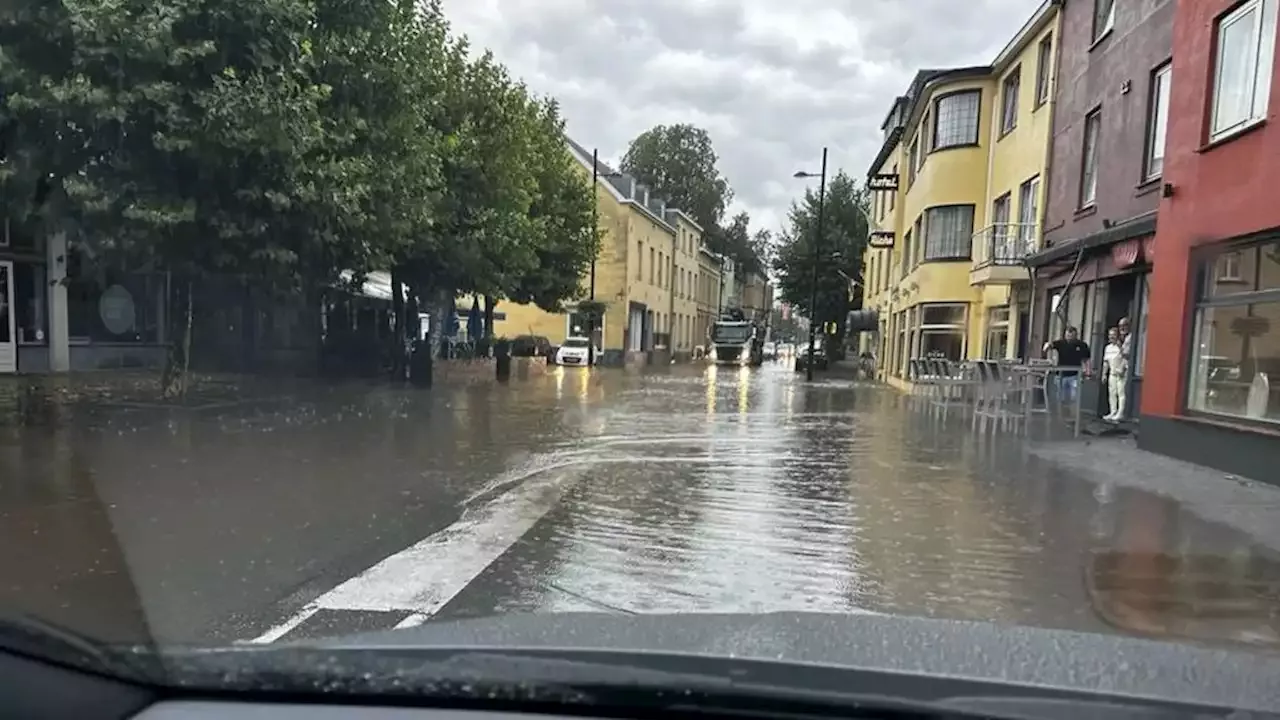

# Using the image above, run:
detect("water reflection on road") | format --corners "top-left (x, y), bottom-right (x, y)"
top-left (3, 362), bottom-right (1280, 651)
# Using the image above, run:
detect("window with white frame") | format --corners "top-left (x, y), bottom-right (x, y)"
top-left (932, 90), bottom-right (981, 149)
top-left (1018, 176), bottom-right (1040, 248)
top-left (922, 205), bottom-right (975, 261)
top-left (1001, 66), bottom-right (1020, 135)
top-left (1080, 109), bottom-right (1101, 207)
top-left (1035, 34), bottom-right (1053, 106)
top-left (1146, 63), bottom-right (1172, 179)
top-left (1094, 0), bottom-right (1115, 41)
top-left (1211, 0), bottom-right (1277, 140)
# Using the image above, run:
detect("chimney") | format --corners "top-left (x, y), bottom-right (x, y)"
top-left (642, 187), bottom-right (650, 205)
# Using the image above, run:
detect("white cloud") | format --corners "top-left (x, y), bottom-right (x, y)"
top-left (443, 0), bottom-right (1040, 234)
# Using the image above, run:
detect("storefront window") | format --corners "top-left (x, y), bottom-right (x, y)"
top-left (15, 263), bottom-right (47, 344)
top-left (914, 302), bottom-right (968, 361)
top-left (66, 253), bottom-right (161, 344)
top-left (1186, 240), bottom-right (1280, 424)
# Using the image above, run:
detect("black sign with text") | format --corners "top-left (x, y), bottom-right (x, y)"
top-left (869, 231), bottom-right (895, 248)
top-left (868, 173), bottom-right (899, 191)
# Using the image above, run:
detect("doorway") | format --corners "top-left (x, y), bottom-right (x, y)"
top-left (0, 261), bottom-right (15, 373)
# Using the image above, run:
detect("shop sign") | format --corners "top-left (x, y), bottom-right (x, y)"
top-left (869, 231), bottom-right (896, 248)
top-left (868, 174), bottom-right (899, 192)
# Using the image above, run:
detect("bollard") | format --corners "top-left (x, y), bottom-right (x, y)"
top-left (409, 340), bottom-right (433, 387)
top-left (494, 339), bottom-right (512, 382)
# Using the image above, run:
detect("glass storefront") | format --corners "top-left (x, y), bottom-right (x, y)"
top-left (1186, 239), bottom-right (1280, 424)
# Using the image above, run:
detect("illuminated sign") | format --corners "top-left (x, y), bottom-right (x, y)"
top-left (869, 231), bottom-right (896, 248)
top-left (868, 173), bottom-right (899, 191)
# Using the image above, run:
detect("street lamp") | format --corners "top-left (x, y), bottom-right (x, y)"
top-left (589, 148), bottom-right (622, 367)
top-left (794, 147), bottom-right (828, 382)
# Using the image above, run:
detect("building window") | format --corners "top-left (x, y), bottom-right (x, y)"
top-left (1035, 33), bottom-right (1053, 106)
top-left (1146, 62), bottom-right (1172, 180)
top-left (917, 302), bottom-right (968, 361)
top-left (649, 247), bottom-right (655, 284)
top-left (907, 136), bottom-right (919, 186)
top-left (1000, 66), bottom-right (1020, 135)
top-left (900, 229), bottom-right (913, 279)
top-left (986, 306), bottom-right (1011, 359)
top-left (922, 205), bottom-right (975, 261)
top-left (932, 90), bottom-right (981, 149)
top-left (1018, 176), bottom-right (1040, 249)
top-left (889, 165), bottom-right (897, 209)
top-left (1210, 0), bottom-right (1277, 141)
top-left (636, 242), bottom-right (643, 279)
top-left (990, 193), bottom-right (1012, 261)
top-left (920, 109), bottom-right (932, 153)
top-left (1080, 109), bottom-right (1101, 208)
top-left (1187, 240), bottom-right (1280, 424)
top-left (1094, 0), bottom-right (1115, 41)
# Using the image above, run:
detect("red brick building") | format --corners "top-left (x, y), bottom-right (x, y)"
top-left (1140, 0), bottom-right (1280, 478)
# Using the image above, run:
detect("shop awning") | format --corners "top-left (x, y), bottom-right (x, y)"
top-left (337, 270), bottom-right (404, 301)
top-left (847, 309), bottom-right (879, 333)
top-left (1025, 213), bottom-right (1157, 268)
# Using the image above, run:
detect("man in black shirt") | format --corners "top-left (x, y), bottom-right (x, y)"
top-left (1042, 326), bottom-right (1091, 404)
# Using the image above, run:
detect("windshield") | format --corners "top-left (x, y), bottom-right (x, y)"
top-left (711, 324), bottom-right (753, 343)
top-left (3, 0), bottom-right (1278, 710)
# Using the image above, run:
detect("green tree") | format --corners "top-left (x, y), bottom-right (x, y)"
top-left (772, 171), bottom-right (869, 357)
top-left (620, 124), bottom-right (732, 230)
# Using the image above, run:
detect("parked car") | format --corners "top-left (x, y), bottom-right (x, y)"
top-left (511, 335), bottom-right (552, 358)
top-left (795, 345), bottom-right (829, 371)
top-left (554, 336), bottom-right (602, 367)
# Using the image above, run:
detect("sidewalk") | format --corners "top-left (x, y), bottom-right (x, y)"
top-left (1030, 436), bottom-right (1280, 553)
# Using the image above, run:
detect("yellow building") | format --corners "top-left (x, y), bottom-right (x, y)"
top-left (694, 246), bottom-right (723, 348)
top-left (862, 0), bottom-right (1058, 389)
top-left (482, 138), bottom-right (699, 365)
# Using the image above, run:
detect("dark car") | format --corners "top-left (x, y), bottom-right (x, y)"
top-left (510, 335), bottom-right (552, 359)
top-left (795, 345), bottom-right (828, 371)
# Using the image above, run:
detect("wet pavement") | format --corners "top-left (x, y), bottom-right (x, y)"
top-left (3, 363), bottom-right (1280, 652)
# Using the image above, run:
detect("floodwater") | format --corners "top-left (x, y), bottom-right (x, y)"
top-left (2, 362), bottom-right (1279, 652)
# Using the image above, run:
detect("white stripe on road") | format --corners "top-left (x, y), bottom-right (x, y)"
top-left (248, 606), bottom-right (320, 644)
top-left (248, 465), bottom-right (581, 644)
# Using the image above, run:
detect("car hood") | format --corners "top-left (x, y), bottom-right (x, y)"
top-left (312, 612), bottom-right (1280, 711)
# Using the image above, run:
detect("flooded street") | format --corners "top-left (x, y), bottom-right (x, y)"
top-left (3, 363), bottom-right (1280, 651)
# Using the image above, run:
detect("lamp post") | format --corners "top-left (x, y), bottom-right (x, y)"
top-left (794, 147), bottom-right (828, 382)
top-left (588, 148), bottom-right (622, 367)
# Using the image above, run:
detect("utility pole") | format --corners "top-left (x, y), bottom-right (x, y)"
top-left (795, 148), bottom-right (828, 382)
top-left (588, 149), bottom-right (599, 368)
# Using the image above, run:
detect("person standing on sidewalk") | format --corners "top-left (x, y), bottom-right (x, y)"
top-left (1102, 327), bottom-right (1126, 421)
top-left (1042, 326), bottom-right (1091, 406)
top-left (1107, 316), bottom-right (1134, 422)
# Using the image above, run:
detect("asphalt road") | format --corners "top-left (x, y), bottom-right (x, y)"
top-left (4, 361), bottom-right (1280, 651)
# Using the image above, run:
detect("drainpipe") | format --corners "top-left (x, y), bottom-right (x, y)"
top-left (1023, 2), bottom-right (1065, 360)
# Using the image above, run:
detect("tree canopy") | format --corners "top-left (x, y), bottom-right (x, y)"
top-left (617, 123), bottom-right (766, 276)
top-left (0, 0), bottom-right (595, 314)
top-left (771, 171), bottom-right (870, 353)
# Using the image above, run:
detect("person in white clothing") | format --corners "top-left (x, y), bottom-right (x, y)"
top-left (1102, 326), bottom-right (1126, 421)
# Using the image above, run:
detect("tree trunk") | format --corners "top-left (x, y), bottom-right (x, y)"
top-left (483, 295), bottom-right (496, 338)
top-left (161, 278), bottom-right (194, 399)
top-left (390, 267), bottom-right (406, 380)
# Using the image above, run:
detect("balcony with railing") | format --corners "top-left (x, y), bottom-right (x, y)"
top-left (970, 222), bottom-right (1038, 285)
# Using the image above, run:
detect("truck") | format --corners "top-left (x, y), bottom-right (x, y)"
top-left (708, 309), bottom-right (765, 367)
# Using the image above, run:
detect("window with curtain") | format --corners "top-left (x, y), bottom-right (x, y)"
top-left (1080, 109), bottom-right (1101, 207)
top-left (1000, 66), bottom-right (1020, 135)
top-left (922, 205), bottom-right (975, 261)
top-left (1146, 62), bottom-right (1171, 179)
top-left (932, 90), bottom-right (981, 148)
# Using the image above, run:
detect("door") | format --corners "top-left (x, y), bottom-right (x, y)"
top-left (0, 261), bottom-right (15, 373)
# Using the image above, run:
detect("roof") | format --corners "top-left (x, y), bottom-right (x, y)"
top-left (866, 1), bottom-right (1060, 177)
top-left (564, 136), bottom-right (704, 235)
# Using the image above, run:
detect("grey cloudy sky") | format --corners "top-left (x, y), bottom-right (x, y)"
top-left (443, 0), bottom-right (1041, 234)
